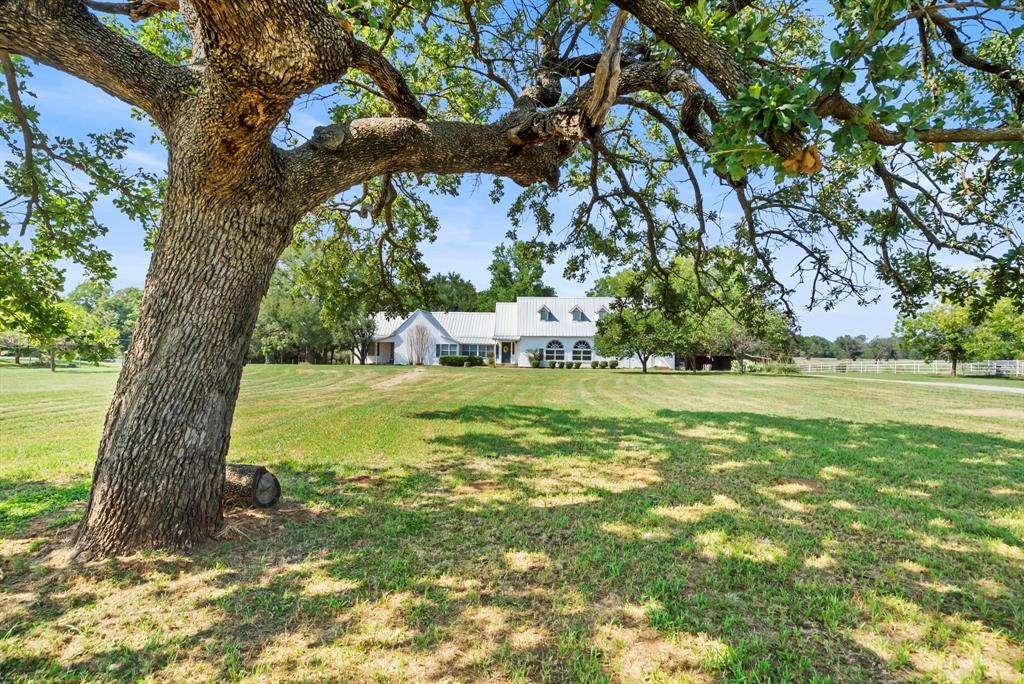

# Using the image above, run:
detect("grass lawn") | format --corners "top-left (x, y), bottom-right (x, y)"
top-left (800, 372), bottom-right (1024, 389)
top-left (1, 363), bottom-right (1023, 683)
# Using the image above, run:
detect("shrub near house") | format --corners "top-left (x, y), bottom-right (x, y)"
top-left (438, 355), bottom-right (484, 367)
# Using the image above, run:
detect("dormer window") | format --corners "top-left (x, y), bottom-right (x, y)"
top-left (539, 306), bottom-right (555, 322)
top-left (596, 306), bottom-right (609, 319)
top-left (570, 306), bottom-right (588, 322)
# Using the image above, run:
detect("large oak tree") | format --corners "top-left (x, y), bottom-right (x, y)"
top-left (0, 0), bottom-right (1020, 557)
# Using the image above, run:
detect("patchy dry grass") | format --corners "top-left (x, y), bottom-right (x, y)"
top-left (1, 363), bottom-right (1023, 682)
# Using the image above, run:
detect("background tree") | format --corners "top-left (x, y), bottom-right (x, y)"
top-left (251, 262), bottom-right (335, 364)
top-left (898, 304), bottom-right (975, 375)
top-left (3, 0), bottom-right (1021, 556)
top-left (834, 334), bottom-right (867, 360)
top-left (701, 308), bottom-right (790, 372)
top-left (595, 308), bottom-right (677, 373)
top-left (67, 281), bottom-right (143, 352)
top-left (969, 298), bottom-right (1024, 360)
top-left (476, 241), bottom-right (557, 311)
top-left (864, 336), bottom-right (902, 362)
top-left (97, 288), bottom-right (143, 352)
top-left (794, 335), bottom-right (839, 359)
top-left (427, 273), bottom-right (478, 312)
top-left (29, 302), bottom-right (118, 371)
top-left (0, 328), bottom-right (30, 364)
top-left (66, 280), bottom-right (110, 313)
top-left (407, 325), bottom-right (432, 365)
top-left (339, 312), bottom-right (377, 364)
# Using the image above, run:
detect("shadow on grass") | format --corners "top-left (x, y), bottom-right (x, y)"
top-left (2, 406), bottom-right (1022, 681)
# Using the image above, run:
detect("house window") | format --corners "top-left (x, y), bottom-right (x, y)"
top-left (596, 306), bottom-right (609, 319)
top-left (435, 343), bottom-right (458, 357)
top-left (539, 307), bottom-right (555, 322)
top-left (544, 340), bottom-right (565, 361)
top-left (460, 344), bottom-right (487, 357)
top-left (571, 307), bottom-right (588, 322)
top-left (572, 340), bottom-right (592, 361)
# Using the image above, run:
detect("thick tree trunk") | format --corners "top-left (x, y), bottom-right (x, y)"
top-left (14, 349), bottom-right (20, 364)
top-left (49, 351), bottom-right (56, 372)
top-left (73, 172), bottom-right (295, 557)
top-left (951, 358), bottom-right (958, 376)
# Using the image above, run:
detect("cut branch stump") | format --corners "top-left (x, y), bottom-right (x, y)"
top-left (224, 464), bottom-right (281, 509)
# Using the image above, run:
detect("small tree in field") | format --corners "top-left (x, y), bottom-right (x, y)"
top-left (0, 329), bottom-right (30, 364)
top-left (30, 303), bottom-right (119, 371)
top-left (595, 309), bottom-right (676, 373)
top-left (969, 299), bottom-right (1024, 360)
top-left (898, 304), bottom-right (975, 376)
top-left (407, 325), bottom-right (432, 365)
top-left (341, 314), bottom-right (377, 365)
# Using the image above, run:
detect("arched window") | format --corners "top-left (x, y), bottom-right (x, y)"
top-left (572, 340), bottom-right (592, 362)
top-left (544, 339), bottom-right (565, 361)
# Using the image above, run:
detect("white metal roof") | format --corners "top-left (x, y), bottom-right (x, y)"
top-left (493, 302), bottom-right (519, 339)
top-left (372, 313), bottom-right (406, 338)
top-left (431, 311), bottom-right (495, 344)
top-left (514, 296), bottom-right (613, 337)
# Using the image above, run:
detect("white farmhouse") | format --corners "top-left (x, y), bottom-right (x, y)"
top-left (364, 296), bottom-right (674, 369)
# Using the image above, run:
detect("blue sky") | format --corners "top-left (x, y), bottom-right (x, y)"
top-left (32, 63), bottom-right (900, 340)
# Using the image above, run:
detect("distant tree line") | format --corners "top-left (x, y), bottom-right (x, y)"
top-left (0, 281), bottom-right (138, 370)
top-left (793, 292), bottom-right (1024, 374)
top-left (793, 334), bottom-right (910, 361)
top-left (7, 258), bottom-right (1018, 375)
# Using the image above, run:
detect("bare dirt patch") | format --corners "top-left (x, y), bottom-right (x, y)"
top-left (215, 501), bottom-right (323, 542)
top-left (373, 367), bottom-right (427, 389)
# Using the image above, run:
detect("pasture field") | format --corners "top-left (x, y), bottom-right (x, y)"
top-left (1, 363), bottom-right (1023, 682)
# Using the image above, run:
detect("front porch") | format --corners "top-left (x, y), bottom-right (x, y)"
top-left (493, 339), bottom-right (519, 366)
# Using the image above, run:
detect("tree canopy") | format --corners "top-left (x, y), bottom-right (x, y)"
top-left (476, 241), bottom-right (557, 311)
top-left (3, 0), bottom-right (1022, 333)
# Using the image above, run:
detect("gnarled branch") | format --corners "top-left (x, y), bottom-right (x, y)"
top-left (817, 94), bottom-right (1024, 145)
top-left (0, 0), bottom-right (196, 127)
top-left (347, 38), bottom-right (427, 120)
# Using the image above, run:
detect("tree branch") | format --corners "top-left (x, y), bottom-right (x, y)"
top-left (347, 38), bottom-right (427, 120)
top-left (927, 10), bottom-right (1024, 114)
top-left (0, 51), bottom-right (42, 235)
top-left (816, 93), bottom-right (1024, 144)
top-left (0, 0), bottom-right (195, 127)
top-left (81, 0), bottom-right (178, 21)
top-left (610, 0), bottom-right (806, 159)
top-left (284, 54), bottom-right (694, 208)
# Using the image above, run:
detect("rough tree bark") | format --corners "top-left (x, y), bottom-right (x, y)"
top-left (72, 151), bottom-right (298, 555)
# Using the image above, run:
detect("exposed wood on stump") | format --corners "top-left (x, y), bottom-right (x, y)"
top-left (224, 464), bottom-right (281, 509)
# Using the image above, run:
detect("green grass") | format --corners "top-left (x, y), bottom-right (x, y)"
top-left (1, 363), bottom-right (1023, 682)
top-left (801, 371), bottom-right (1024, 388)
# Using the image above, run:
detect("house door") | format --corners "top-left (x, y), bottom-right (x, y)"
top-left (500, 342), bottom-right (511, 364)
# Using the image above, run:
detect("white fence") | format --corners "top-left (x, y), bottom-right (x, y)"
top-left (795, 359), bottom-right (1024, 378)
